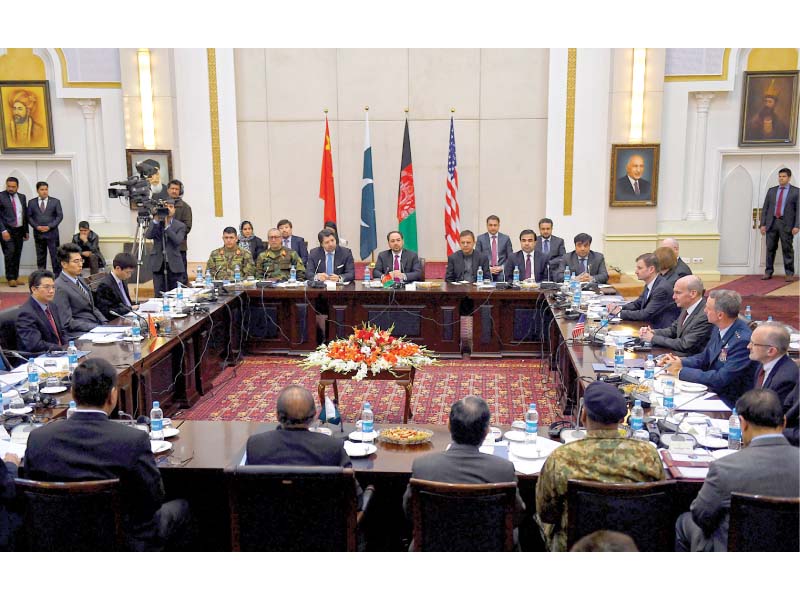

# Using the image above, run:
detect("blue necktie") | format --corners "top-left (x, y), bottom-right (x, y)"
top-left (643, 285), bottom-right (650, 305)
top-left (326, 253), bottom-right (333, 276)
top-left (118, 279), bottom-right (130, 307)
top-left (544, 238), bottom-right (549, 254)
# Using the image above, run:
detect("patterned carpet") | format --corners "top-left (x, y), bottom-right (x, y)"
top-left (178, 356), bottom-right (563, 426)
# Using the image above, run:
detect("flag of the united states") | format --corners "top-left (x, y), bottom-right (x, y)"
top-left (444, 116), bottom-right (460, 256)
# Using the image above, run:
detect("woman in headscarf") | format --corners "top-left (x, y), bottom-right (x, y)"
top-left (238, 221), bottom-right (265, 260)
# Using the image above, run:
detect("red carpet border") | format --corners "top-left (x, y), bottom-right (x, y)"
top-left (179, 357), bottom-right (563, 427)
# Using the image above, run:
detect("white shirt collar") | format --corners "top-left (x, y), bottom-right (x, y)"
top-left (628, 175), bottom-right (641, 188)
top-left (761, 355), bottom-right (784, 380)
top-left (685, 297), bottom-right (703, 316)
top-left (718, 323), bottom-right (733, 339)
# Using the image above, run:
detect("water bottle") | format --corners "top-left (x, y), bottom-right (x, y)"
top-left (525, 402), bottom-right (539, 445)
top-left (361, 402), bottom-right (374, 436)
top-left (195, 265), bottom-right (203, 285)
top-left (27, 358), bottom-right (39, 396)
top-left (132, 340), bottom-right (142, 361)
top-left (176, 285), bottom-right (184, 308)
top-left (234, 264), bottom-right (242, 288)
top-left (728, 409), bottom-right (741, 450)
top-left (744, 305), bottom-right (752, 322)
top-left (131, 319), bottom-right (141, 339)
top-left (643, 354), bottom-right (655, 388)
top-left (614, 338), bottom-right (626, 374)
top-left (162, 294), bottom-right (169, 314)
top-left (363, 265), bottom-right (371, 283)
top-left (67, 341), bottom-right (78, 377)
top-left (204, 269), bottom-right (212, 288)
top-left (513, 265), bottom-right (520, 284)
top-left (563, 266), bottom-right (571, 284)
top-left (67, 400), bottom-right (77, 418)
top-left (572, 285), bottom-right (581, 309)
top-left (631, 399), bottom-right (647, 440)
top-left (150, 401), bottom-right (164, 440)
top-left (662, 377), bottom-right (675, 411)
top-left (290, 264), bottom-right (297, 283)
top-left (476, 265), bottom-right (484, 285)
top-left (767, 315), bottom-right (773, 322)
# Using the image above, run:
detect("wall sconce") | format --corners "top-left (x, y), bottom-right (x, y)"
top-left (137, 48), bottom-right (155, 150)
top-left (629, 48), bottom-right (647, 142)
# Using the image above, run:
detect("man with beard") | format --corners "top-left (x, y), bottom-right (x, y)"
top-left (759, 168), bottom-right (799, 282)
top-left (6, 90), bottom-right (46, 147)
top-left (747, 79), bottom-right (790, 141)
top-left (139, 159), bottom-right (169, 201)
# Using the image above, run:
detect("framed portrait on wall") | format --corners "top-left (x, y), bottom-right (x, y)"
top-left (0, 80), bottom-right (55, 153)
top-left (739, 70), bottom-right (799, 147)
top-left (126, 148), bottom-right (173, 193)
top-left (609, 144), bottom-right (660, 207)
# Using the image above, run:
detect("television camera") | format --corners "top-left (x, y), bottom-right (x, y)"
top-left (108, 161), bottom-right (169, 219)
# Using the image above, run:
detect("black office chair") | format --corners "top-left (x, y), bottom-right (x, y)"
top-left (14, 478), bottom-right (125, 551)
top-left (225, 465), bottom-right (373, 551)
top-left (566, 479), bottom-right (676, 552)
top-left (0, 306), bottom-right (22, 368)
top-left (408, 478), bottom-right (517, 551)
top-left (728, 492), bottom-right (800, 551)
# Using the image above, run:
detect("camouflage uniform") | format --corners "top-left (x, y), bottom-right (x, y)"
top-left (255, 247), bottom-right (306, 281)
top-left (205, 246), bottom-right (255, 280)
top-left (535, 430), bottom-right (665, 552)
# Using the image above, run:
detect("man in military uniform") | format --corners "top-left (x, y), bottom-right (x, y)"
top-left (535, 382), bottom-right (665, 552)
top-left (206, 226), bottom-right (255, 280)
top-left (255, 228), bottom-right (306, 281)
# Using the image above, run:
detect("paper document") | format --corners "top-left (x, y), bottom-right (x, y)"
top-left (0, 439), bottom-right (26, 460)
top-left (675, 394), bottom-right (730, 412)
top-left (0, 372), bottom-right (28, 386)
top-left (78, 333), bottom-right (124, 342)
top-left (89, 326), bottom-right (130, 334)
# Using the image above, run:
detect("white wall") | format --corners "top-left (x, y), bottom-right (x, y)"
top-left (234, 49), bottom-right (550, 260)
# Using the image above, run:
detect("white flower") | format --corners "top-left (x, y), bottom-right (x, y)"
top-left (361, 346), bottom-right (372, 356)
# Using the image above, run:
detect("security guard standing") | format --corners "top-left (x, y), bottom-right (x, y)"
top-left (206, 226), bottom-right (255, 280)
top-left (255, 228), bottom-right (306, 281)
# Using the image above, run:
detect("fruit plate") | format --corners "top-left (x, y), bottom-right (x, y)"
top-left (377, 427), bottom-right (434, 445)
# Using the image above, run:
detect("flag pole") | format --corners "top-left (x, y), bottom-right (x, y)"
top-left (366, 105), bottom-right (375, 269)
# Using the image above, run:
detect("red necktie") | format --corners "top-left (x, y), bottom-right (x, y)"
top-left (11, 195), bottom-right (19, 227)
top-left (45, 306), bottom-right (62, 345)
top-left (393, 254), bottom-right (400, 281)
top-left (491, 236), bottom-right (498, 266)
top-left (757, 368), bottom-right (765, 388)
top-left (775, 187), bottom-right (785, 218)
top-left (525, 254), bottom-right (532, 279)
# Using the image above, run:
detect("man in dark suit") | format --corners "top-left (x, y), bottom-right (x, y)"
top-left (403, 396), bottom-right (525, 526)
top-left (536, 218), bottom-right (566, 281)
top-left (71, 221), bottom-right (105, 274)
top-left (660, 289), bottom-right (758, 408)
top-left (505, 229), bottom-right (548, 283)
top-left (0, 176), bottom-right (29, 287)
top-left (609, 253), bottom-right (680, 330)
top-left (23, 358), bottom-right (191, 551)
top-left (166, 180), bottom-right (192, 272)
top-left (52, 243), bottom-right (107, 340)
top-left (640, 275), bottom-right (712, 356)
top-left (306, 229), bottom-right (355, 282)
top-left (372, 230), bottom-right (423, 283)
top-left (553, 233), bottom-right (609, 284)
top-left (0, 453), bottom-right (21, 551)
top-left (445, 230), bottom-right (491, 283)
top-left (27, 181), bottom-right (63, 276)
top-left (615, 154), bottom-right (652, 201)
top-left (476, 215), bottom-right (513, 282)
top-left (94, 253), bottom-right (137, 320)
top-left (676, 389), bottom-right (799, 551)
top-left (278, 218), bottom-right (309, 264)
top-left (783, 386), bottom-right (798, 446)
top-left (660, 238), bottom-right (692, 278)
top-left (16, 269), bottom-right (65, 353)
top-left (749, 321), bottom-right (799, 410)
top-left (145, 199), bottom-right (187, 296)
top-left (759, 168), bottom-right (799, 282)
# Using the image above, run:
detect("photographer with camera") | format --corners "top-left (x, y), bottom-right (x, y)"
top-left (145, 198), bottom-right (187, 296)
top-left (166, 180), bottom-right (192, 271)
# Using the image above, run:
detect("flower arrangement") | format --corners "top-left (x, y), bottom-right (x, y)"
top-left (302, 323), bottom-right (436, 381)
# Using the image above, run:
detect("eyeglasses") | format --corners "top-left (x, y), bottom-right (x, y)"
top-left (748, 342), bottom-right (774, 349)
top-left (35, 284), bottom-right (56, 290)
top-left (68, 258), bottom-right (83, 264)
top-left (268, 235), bottom-right (281, 239)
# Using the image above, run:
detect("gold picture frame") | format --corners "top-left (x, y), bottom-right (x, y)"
top-left (739, 70), bottom-right (799, 147)
top-left (609, 143), bottom-right (660, 207)
top-left (0, 80), bottom-right (55, 153)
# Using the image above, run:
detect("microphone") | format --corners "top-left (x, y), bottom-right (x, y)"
top-left (660, 410), bottom-right (697, 448)
top-left (308, 254), bottom-right (326, 288)
top-left (117, 410), bottom-right (135, 425)
top-left (560, 396), bottom-right (586, 442)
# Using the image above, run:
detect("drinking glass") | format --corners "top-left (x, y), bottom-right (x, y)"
top-left (43, 358), bottom-right (57, 378)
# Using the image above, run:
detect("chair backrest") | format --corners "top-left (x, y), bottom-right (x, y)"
top-left (728, 492), bottom-right (800, 552)
top-left (0, 305), bottom-right (22, 357)
top-left (15, 477), bottom-right (125, 551)
top-left (409, 478), bottom-right (517, 551)
top-left (225, 465), bottom-right (359, 551)
top-left (566, 479), bottom-right (675, 552)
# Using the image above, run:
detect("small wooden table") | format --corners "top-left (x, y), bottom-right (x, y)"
top-left (317, 367), bottom-right (416, 423)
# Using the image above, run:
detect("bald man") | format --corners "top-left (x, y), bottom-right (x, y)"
top-left (616, 154), bottom-right (652, 201)
top-left (660, 238), bottom-right (692, 278)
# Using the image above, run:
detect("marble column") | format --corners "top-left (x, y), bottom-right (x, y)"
top-left (686, 92), bottom-right (714, 221)
top-left (78, 99), bottom-right (106, 223)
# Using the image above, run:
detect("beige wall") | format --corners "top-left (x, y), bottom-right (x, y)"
top-left (234, 49), bottom-right (549, 260)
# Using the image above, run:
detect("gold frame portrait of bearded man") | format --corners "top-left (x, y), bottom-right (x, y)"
top-left (739, 70), bottom-right (799, 147)
top-left (0, 80), bottom-right (55, 153)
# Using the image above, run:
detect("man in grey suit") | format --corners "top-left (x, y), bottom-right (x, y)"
top-left (372, 230), bottom-right (423, 283)
top-left (27, 181), bottom-right (63, 275)
top-left (759, 168), bottom-right (799, 282)
top-left (639, 275), bottom-right (712, 356)
top-left (675, 389), bottom-right (799, 551)
top-left (403, 395), bottom-right (525, 520)
top-left (145, 198), bottom-right (187, 296)
top-left (52, 243), bottom-right (107, 340)
top-left (445, 230), bottom-right (491, 283)
top-left (476, 215), bottom-right (513, 282)
top-left (553, 233), bottom-right (608, 284)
